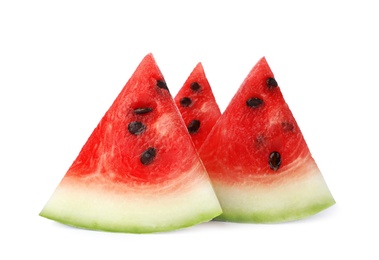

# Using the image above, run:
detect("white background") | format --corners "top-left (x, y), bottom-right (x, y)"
top-left (1, 0), bottom-right (378, 259)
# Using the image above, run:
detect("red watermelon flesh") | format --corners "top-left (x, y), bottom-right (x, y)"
top-left (199, 57), bottom-right (335, 223)
top-left (39, 54), bottom-right (222, 233)
top-left (174, 63), bottom-right (221, 150)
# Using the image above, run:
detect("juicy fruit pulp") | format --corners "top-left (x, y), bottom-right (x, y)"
top-left (174, 63), bottom-right (221, 150)
top-left (199, 57), bottom-right (335, 223)
top-left (39, 54), bottom-right (222, 233)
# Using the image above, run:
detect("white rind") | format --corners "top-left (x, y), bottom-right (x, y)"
top-left (40, 163), bottom-right (222, 233)
top-left (211, 158), bottom-right (335, 223)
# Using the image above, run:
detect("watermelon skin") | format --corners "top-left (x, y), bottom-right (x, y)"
top-left (40, 54), bottom-right (222, 233)
top-left (174, 63), bottom-right (221, 150)
top-left (199, 57), bottom-right (335, 223)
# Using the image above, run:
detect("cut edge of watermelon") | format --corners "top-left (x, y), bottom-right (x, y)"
top-left (40, 162), bottom-right (222, 233)
top-left (211, 155), bottom-right (335, 223)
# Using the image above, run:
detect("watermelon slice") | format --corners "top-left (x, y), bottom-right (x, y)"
top-left (198, 57), bottom-right (335, 223)
top-left (174, 63), bottom-right (221, 150)
top-left (40, 53), bottom-right (222, 233)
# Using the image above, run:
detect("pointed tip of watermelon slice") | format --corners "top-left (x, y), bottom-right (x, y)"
top-left (195, 61), bottom-right (203, 69)
top-left (138, 52), bottom-right (155, 66)
top-left (137, 52), bottom-right (158, 71)
top-left (144, 52), bottom-right (154, 58)
top-left (189, 62), bottom-right (206, 79)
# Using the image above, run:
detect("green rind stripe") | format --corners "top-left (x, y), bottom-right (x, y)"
top-left (40, 209), bottom-right (220, 234)
top-left (214, 196), bottom-right (335, 223)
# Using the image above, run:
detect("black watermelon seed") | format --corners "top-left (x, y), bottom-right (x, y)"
top-left (187, 119), bottom-right (201, 134)
top-left (246, 97), bottom-right (264, 108)
top-left (190, 82), bottom-right (201, 91)
top-left (180, 97), bottom-right (192, 107)
top-left (266, 77), bottom-right (278, 88)
top-left (140, 147), bottom-right (157, 165)
top-left (157, 80), bottom-right (169, 91)
top-left (128, 121), bottom-right (146, 135)
top-left (134, 107), bottom-right (153, 114)
top-left (269, 151), bottom-right (281, 171)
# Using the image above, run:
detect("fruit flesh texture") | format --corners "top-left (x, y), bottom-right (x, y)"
top-left (174, 63), bottom-right (221, 150)
top-left (40, 54), bottom-right (222, 233)
top-left (199, 57), bottom-right (335, 223)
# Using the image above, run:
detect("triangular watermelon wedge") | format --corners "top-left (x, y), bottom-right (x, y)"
top-left (199, 57), bottom-right (335, 223)
top-left (174, 63), bottom-right (221, 150)
top-left (40, 54), bottom-right (222, 233)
